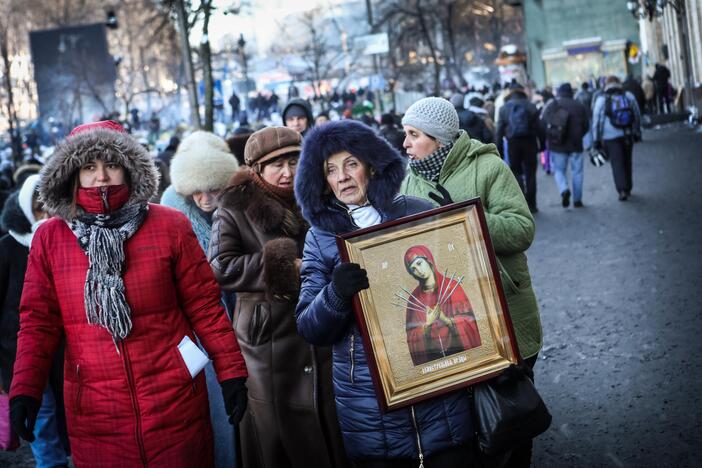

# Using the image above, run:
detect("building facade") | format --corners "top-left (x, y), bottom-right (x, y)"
top-left (638, 0), bottom-right (702, 108)
top-left (523, 0), bottom-right (641, 87)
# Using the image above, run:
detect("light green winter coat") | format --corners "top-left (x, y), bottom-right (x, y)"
top-left (400, 131), bottom-right (542, 359)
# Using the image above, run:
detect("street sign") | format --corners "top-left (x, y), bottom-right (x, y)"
top-left (354, 33), bottom-right (389, 55)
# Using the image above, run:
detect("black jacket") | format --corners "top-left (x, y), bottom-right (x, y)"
top-left (540, 96), bottom-right (590, 153)
top-left (457, 107), bottom-right (493, 143)
top-left (496, 90), bottom-right (543, 154)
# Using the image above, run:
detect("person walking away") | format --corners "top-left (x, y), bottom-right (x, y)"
top-left (9, 120), bottom-right (248, 467)
top-left (592, 76), bottom-right (642, 201)
top-left (399, 96), bottom-right (542, 467)
top-left (653, 63), bottom-right (672, 114)
top-left (282, 98), bottom-right (314, 137)
top-left (451, 93), bottom-right (493, 144)
top-left (623, 75), bottom-right (646, 114)
top-left (496, 83), bottom-right (544, 213)
top-left (540, 83), bottom-right (590, 208)
top-left (208, 126), bottom-right (348, 468)
top-left (295, 119), bottom-right (477, 467)
top-left (574, 82), bottom-right (593, 110)
top-left (1, 175), bottom-right (70, 467)
top-left (160, 130), bottom-right (240, 468)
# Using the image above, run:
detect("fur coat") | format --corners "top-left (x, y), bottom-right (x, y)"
top-left (208, 167), bottom-right (348, 468)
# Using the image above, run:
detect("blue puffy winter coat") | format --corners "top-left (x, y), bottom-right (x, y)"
top-left (294, 120), bottom-right (475, 461)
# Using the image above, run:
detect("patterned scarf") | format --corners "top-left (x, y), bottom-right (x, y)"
top-left (409, 143), bottom-right (454, 182)
top-left (69, 202), bottom-right (148, 343)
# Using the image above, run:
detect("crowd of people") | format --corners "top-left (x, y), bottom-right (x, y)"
top-left (0, 69), bottom-right (647, 467)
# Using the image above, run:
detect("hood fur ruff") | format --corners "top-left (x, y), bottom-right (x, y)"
top-left (170, 131), bottom-right (239, 196)
top-left (294, 120), bottom-right (406, 233)
top-left (39, 127), bottom-right (159, 220)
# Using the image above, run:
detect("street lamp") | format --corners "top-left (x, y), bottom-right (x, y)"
top-left (237, 33), bottom-right (249, 83)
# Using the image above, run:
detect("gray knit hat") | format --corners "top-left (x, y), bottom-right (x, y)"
top-left (402, 97), bottom-right (460, 145)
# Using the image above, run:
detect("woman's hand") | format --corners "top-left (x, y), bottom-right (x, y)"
top-left (425, 305), bottom-right (441, 327)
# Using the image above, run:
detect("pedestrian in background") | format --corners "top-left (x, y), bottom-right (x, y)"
top-left (451, 93), bottom-right (493, 143)
top-left (575, 82), bottom-right (594, 110)
top-left (379, 112), bottom-right (407, 156)
top-left (399, 96), bottom-right (543, 467)
top-left (1, 175), bottom-right (70, 467)
top-left (592, 76), bottom-right (642, 201)
top-left (541, 83), bottom-right (591, 208)
top-left (209, 127), bottom-right (348, 468)
top-left (9, 121), bottom-right (248, 467)
top-left (496, 83), bottom-right (544, 213)
top-left (295, 119), bottom-right (476, 467)
top-left (160, 130), bottom-right (240, 468)
top-left (282, 98), bottom-right (314, 136)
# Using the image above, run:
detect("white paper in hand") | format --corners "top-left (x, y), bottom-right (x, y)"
top-left (177, 335), bottom-right (210, 378)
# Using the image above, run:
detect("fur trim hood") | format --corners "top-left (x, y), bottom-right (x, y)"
top-left (294, 120), bottom-right (406, 233)
top-left (0, 190), bottom-right (31, 234)
top-left (39, 127), bottom-right (159, 220)
top-left (170, 131), bottom-right (239, 196)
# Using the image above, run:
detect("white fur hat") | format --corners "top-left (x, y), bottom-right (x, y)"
top-left (169, 131), bottom-right (239, 196)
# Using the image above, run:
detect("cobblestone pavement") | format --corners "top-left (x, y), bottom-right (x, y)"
top-left (1, 124), bottom-right (699, 467)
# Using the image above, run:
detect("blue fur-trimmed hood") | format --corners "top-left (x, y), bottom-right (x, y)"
top-left (294, 120), bottom-right (406, 234)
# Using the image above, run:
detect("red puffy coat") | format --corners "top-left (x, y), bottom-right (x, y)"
top-left (10, 204), bottom-right (247, 467)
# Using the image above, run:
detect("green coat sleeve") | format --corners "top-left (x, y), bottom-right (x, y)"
top-left (480, 159), bottom-right (535, 255)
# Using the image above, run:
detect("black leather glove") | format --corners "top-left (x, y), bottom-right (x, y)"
top-left (220, 377), bottom-right (247, 425)
top-left (593, 140), bottom-right (603, 151)
top-left (428, 184), bottom-right (454, 207)
top-left (331, 263), bottom-right (369, 300)
top-left (10, 395), bottom-right (40, 442)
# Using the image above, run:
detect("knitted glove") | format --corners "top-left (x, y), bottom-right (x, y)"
top-left (331, 263), bottom-right (369, 300)
top-left (220, 377), bottom-right (248, 425)
top-left (10, 395), bottom-right (40, 442)
top-left (428, 184), bottom-right (454, 206)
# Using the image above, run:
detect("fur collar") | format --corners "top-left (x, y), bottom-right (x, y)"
top-left (39, 128), bottom-right (159, 220)
top-left (219, 167), bottom-right (307, 236)
top-left (294, 120), bottom-right (406, 234)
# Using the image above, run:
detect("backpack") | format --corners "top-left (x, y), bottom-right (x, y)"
top-left (605, 93), bottom-right (634, 130)
top-left (506, 101), bottom-right (532, 138)
top-left (543, 100), bottom-right (570, 145)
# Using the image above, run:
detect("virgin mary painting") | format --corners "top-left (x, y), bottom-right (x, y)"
top-left (400, 245), bottom-right (481, 366)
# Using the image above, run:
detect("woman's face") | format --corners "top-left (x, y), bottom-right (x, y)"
top-left (260, 154), bottom-right (298, 188)
top-left (192, 190), bottom-right (219, 213)
top-left (402, 125), bottom-right (441, 161)
top-left (409, 257), bottom-right (433, 281)
top-left (325, 151), bottom-right (369, 206)
top-left (79, 159), bottom-right (125, 188)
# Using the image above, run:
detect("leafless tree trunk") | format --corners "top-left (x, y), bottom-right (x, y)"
top-left (174, 0), bottom-right (201, 129)
top-left (0, 22), bottom-right (20, 164)
top-left (201, 0), bottom-right (214, 131)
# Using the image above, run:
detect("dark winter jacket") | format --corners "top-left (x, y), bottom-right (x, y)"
top-left (10, 125), bottom-right (247, 467)
top-left (457, 107), bottom-right (494, 143)
top-left (282, 98), bottom-right (315, 136)
top-left (0, 191), bottom-right (29, 389)
top-left (294, 120), bottom-right (474, 461)
top-left (495, 90), bottom-right (543, 154)
top-left (540, 95), bottom-right (590, 153)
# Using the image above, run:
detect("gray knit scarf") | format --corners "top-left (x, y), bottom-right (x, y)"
top-left (70, 203), bottom-right (148, 343)
top-left (409, 142), bottom-right (454, 182)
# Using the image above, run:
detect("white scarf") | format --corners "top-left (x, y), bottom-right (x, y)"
top-left (348, 204), bottom-right (382, 228)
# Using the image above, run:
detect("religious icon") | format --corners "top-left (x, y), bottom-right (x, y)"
top-left (395, 245), bottom-right (481, 366)
top-left (336, 199), bottom-right (520, 411)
